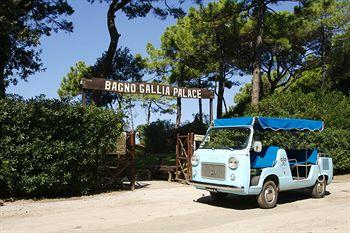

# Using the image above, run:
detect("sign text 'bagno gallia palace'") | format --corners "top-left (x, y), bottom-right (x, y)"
top-left (81, 78), bottom-right (214, 99)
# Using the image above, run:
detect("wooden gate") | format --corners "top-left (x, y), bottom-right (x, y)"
top-left (175, 133), bottom-right (194, 183)
top-left (101, 131), bottom-right (136, 190)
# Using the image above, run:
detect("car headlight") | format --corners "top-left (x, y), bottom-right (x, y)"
top-left (191, 154), bottom-right (199, 166)
top-left (228, 157), bottom-right (239, 170)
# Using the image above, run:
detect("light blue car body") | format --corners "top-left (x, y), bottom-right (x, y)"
top-left (190, 117), bottom-right (333, 196)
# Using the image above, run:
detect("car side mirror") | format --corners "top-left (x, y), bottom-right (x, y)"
top-left (253, 141), bottom-right (262, 153)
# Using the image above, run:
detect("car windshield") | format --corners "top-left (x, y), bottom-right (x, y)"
top-left (199, 127), bottom-right (251, 150)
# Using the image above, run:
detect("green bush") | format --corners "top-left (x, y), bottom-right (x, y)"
top-left (137, 120), bottom-right (176, 154)
top-left (137, 117), bottom-right (209, 155)
top-left (0, 96), bottom-right (123, 198)
top-left (248, 91), bottom-right (350, 173)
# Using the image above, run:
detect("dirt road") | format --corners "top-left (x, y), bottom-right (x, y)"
top-left (1, 175), bottom-right (349, 233)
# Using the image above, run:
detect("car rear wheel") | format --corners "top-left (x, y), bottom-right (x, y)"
top-left (257, 181), bottom-right (278, 209)
top-left (311, 177), bottom-right (326, 198)
top-left (210, 191), bottom-right (227, 201)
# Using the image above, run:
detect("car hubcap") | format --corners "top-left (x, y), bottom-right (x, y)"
top-left (265, 185), bottom-right (275, 203)
top-left (316, 181), bottom-right (325, 195)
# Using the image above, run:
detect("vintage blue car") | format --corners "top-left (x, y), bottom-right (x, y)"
top-left (190, 117), bottom-right (333, 209)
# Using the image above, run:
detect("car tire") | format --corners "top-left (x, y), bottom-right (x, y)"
top-left (311, 177), bottom-right (326, 198)
top-left (257, 180), bottom-right (278, 209)
top-left (210, 191), bottom-right (227, 201)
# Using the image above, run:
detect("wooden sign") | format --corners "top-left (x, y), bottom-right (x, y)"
top-left (194, 134), bottom-right (205, 142)
top-left (82, 78), bottom-right (214, 99)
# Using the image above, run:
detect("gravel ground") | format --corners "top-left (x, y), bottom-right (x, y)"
top-left (1, 175), bottom-right (349, 233)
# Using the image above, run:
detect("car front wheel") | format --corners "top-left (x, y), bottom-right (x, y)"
top-left (311, 177), bottom-right (326, 198)
top-left (257, 180), bottom-right (278, 209)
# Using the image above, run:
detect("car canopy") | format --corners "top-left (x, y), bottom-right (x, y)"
top-left (213, 117), bottom-right (324, 132)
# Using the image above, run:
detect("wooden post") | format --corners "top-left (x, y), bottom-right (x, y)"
top-left (188, 133), bottom-right (194, 180)
top-left (186, 133), bottom-right (190, 181)
top-left (175, 133), bottom-right (180, 180)
top-left (130, 130), bottom-right (136, 191)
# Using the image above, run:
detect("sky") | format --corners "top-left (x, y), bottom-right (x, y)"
top-left (7, 0), bottom-right (297, 128)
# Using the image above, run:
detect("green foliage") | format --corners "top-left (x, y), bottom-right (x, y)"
top-left (0, 0), bottom-right (74, 97)
top-left (329, 32), bottom-right (350, 94)
top-left (294, 0), bottom-right (350, 86)
top-left (137, 117), bottom-right (208, 154)
top-left (138, 94), bottom-right (175, 124)
top-left (137, 120), bottom-right (176, 154)
top-left (287, 68), bottom-right (323, 93)
top-left (227, 75), bottom-right (274, 116)
top-left (201, 128), bottom-right (250, 150)
top-left (59, 47), bottom-right (145, 109)
top-left (295, 0), bottom-right (350, 36)
top-left (146, 0), bottom-right (244, 118)
top-left (58, 61), bottom-right (93, 99)
top-left (87, 0), bottom-right (201, 19)
top-left (85, 0), bottom-right (202, 88)
top-left (135, 153), bottom-right (176, 171)
top-left (251, 90), bottom-right (350, 128)
top-left (247, 90), bottom-right (350, 172)
top-left (0, 96), bottom-right (123, 198)
top-left (177, 116), bottom-right (208, 136)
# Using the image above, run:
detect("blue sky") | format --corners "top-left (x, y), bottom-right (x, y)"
top-left (7, 0), bottom-right (296, 128)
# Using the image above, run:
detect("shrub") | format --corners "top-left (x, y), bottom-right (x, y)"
top-left (247, 91), bottom-right (350, 173)
top-left (137, 117), bottom-right (209, 155)
top-left (0, 96), bottom-right (123, 198)
top-left (137, 120), bottom-right (176, 154)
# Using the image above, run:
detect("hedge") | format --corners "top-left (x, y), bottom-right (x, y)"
top-left (248, 91), bottom-right (350, 173)
top-left (0, 96), bottom-right (123, 198)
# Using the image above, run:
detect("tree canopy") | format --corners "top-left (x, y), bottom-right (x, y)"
top-left (58, 47), bottom-right (145, 108)
top-left (0, 0), bottom-right (74, 98)
top-left (4, 0), bottom-right (349, 135)
top-left (85, 0), bottom-right (202, 105)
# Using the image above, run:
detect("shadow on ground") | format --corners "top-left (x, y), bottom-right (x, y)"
top-left (195, 189), bottom-right (332, 210)
top-left (135, 182), bottom-right (151, 189)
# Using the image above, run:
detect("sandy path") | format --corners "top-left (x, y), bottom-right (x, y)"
top-left (1, 175), bottom-right (349, 233)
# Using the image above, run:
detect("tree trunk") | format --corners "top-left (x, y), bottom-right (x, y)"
top-left (176, 97), bottom-right (182, 128)
top-left (102, 0), bottom-right (121, 78)
top-left (217, 33), bottom-right (226, 119)
top-left (259, 74), bottom-right (264, 97)
top-left (93, 0), bottom-right (125, 105)
top-left (321, 26), bottom-right (327, 89)
top-left (198, 99), bottom-right (203, 122)
top-left (146, 102), bottom-right (151, 125)
top-left (251, 0), bottom-right (266, 106)
top-left (217, 76), bottom-right (225, 119)
top-left (223, 96), bottom-right (228, 114)
top-left (0, 34), bottom-right (10, 98)
top-left (198, 78), bottom-right (203, 122)
top-left (270, 81), bottom-right (276, 95)
top-left (129, 106), bottom-right (134, 131)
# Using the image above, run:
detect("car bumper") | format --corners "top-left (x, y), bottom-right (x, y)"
top-left (189, 180), bottom-right (246, 194)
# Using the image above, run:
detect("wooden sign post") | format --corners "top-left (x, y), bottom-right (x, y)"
top-left (81, 78), bottom-right (215, 122)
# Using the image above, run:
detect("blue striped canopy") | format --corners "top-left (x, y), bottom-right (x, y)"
top-left (213, 117), bottom-right (324, 131)
top-left (212, 117), bottom-right (254, 127)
